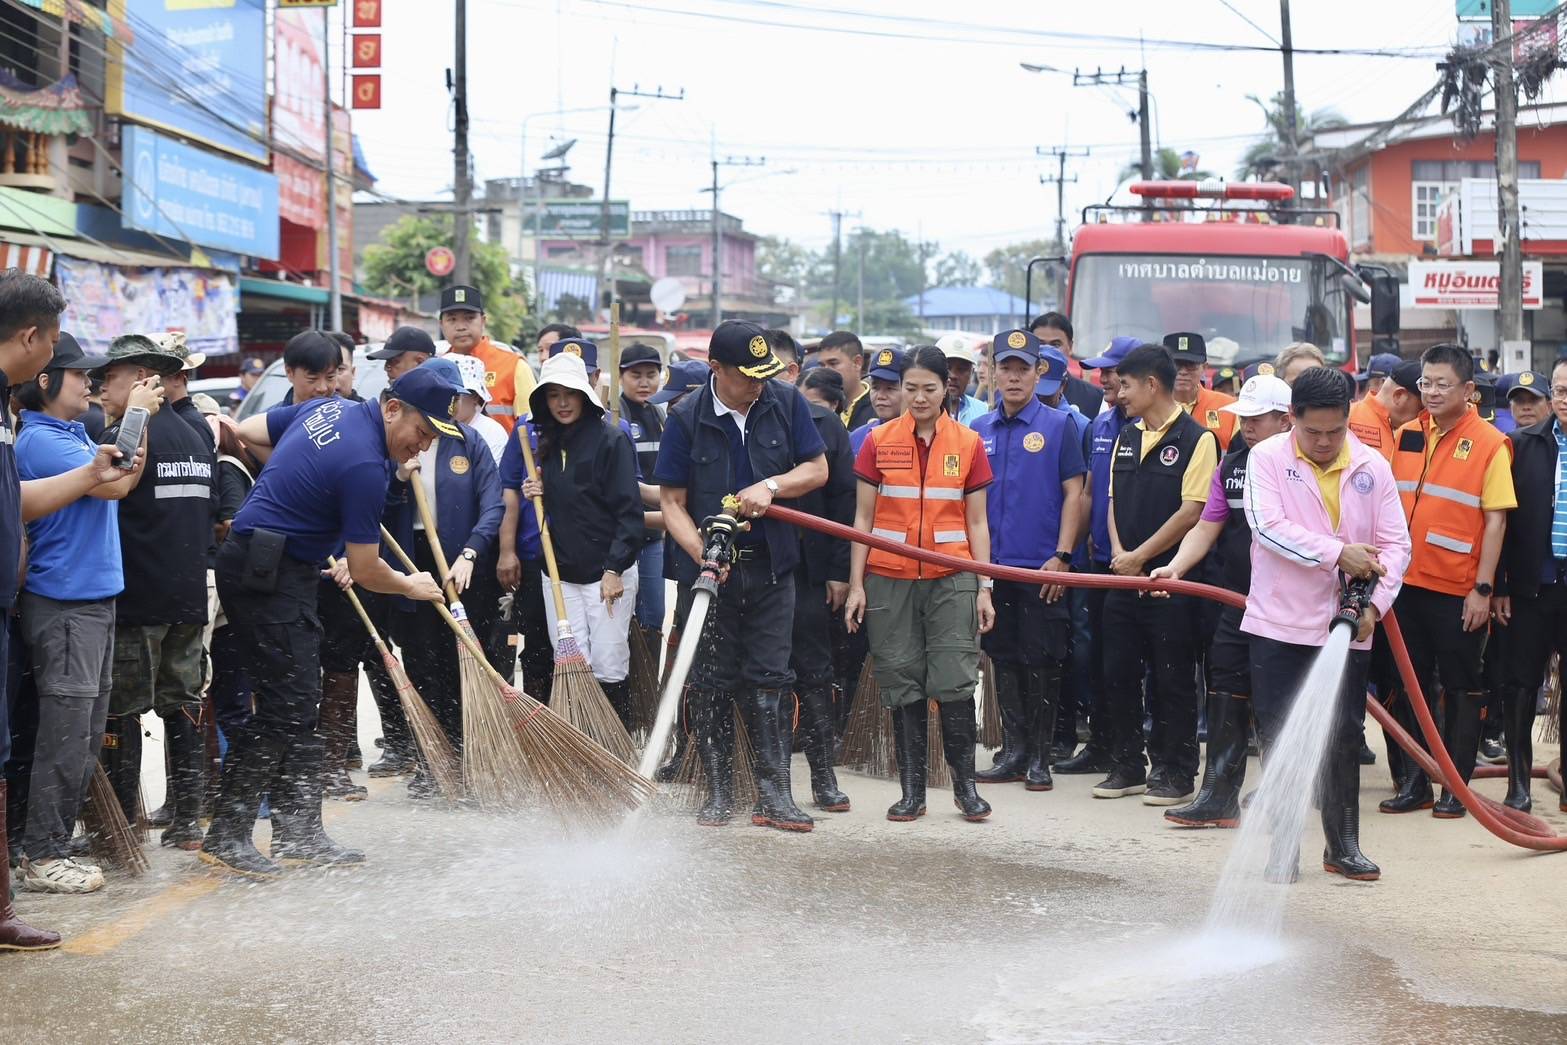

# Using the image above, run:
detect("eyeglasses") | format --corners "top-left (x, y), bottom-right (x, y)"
top-left (1551, 386), bottom-right (1567, 401)
top-left (1416, 378), bottom-right (1462, 394)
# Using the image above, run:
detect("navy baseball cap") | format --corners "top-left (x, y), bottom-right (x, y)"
top-left (1163, 332), bottom-right (1207, 364)
top-left (1038, 346), bottom-right (1069, 397)
top-left (992, 328), bottom-right (1041, 366)
top-left (1356, 352), bottom-right (1402, 382)
top-left (551, 337), bottom-right (599, 371)
top-left (1240, 360), bottom-right (1279, 381)
top-left (1388, 359), bottom-right (1422, 394)
top-left (650, 360), bottom-right (709, 405)
top-left (240, 356), bottom-right (266, 375)
top-left (1472, 370), bottom-right (1498, 422)
top-left (439, 284), bottom-right (484, 314)
top-left (709, 320), bottom-right (785, 380)
top-left (619, 343), bottom-right (661, 370)
top-left (388, 358), bottom-right (465, 438)
top-left (1083, 336), bottom-right (1140, 369)
top-left (368, 325), bottom-right (437, 360)
top-left (1500, 370), bottom-right (1548, 400)
top-left (866, 345), bottom-right (907, 383)
top-left (50, 332), bottom-right (109, 371)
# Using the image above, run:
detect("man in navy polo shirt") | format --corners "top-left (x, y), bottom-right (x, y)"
top-left (200, 362), bottom-right (456, 879)
top-left (970, 329), bottom-right (1087, 791)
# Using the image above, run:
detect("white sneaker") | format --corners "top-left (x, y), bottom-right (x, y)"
top-left (21, 856), bottom-right (106, 894)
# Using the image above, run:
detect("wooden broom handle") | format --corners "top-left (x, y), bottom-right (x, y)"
top-left (408, 474), bottom-right (459, 601)
top-left (608, 302), bottom-right (621, 427)
top-left (326, 555), bottom-right (392, 657)
top-left (378, 525), bottom-right (506, 686)
top-left (517, 427), bottom-right (573, 623)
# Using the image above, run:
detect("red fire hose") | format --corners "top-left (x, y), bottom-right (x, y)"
top-left (765, 504), bottom-right (1565, 853)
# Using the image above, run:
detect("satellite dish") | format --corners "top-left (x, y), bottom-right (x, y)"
top-left (650, 277), bottom-right (687, 314)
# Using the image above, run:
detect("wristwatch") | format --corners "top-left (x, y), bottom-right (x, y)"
top-left (461, 548), bottom-right (478, 563)
top-left (1474, 582), bottom-right (1493, 597)
top-left (979, 578), bottom-right (994, 591)
top-left (1054, 550), bottom-right (1074, 567)
top-left (764, 478), bottom-right (780, 496)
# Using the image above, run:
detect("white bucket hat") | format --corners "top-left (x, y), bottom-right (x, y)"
top-left (449, 353), bottom-right (491, 404)
top-left (530, 352), bottom-right (604, 419)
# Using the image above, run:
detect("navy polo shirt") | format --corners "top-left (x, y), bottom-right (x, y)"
top-left (0, 374), bottom-right (20, 609)
top-left (17, 411), bottom-right (122, 601)
top-left (498, 419), bottom-right (544, 561)
top-left (971, 397), bottom-right (1086, 568)
top-left (232, 397), bottom-right (395, 563)
top-left (849, 417), bottom-right (882, 455)
top-left (1088, 407), bottom-right (1132, 565)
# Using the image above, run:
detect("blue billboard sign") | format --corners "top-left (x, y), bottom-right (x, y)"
top-left (110, 0), bottom-right (269, 164)
top-left (122, 125), bottom-right (280, 260)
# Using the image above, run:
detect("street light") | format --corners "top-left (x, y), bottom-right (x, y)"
top-left (518, 104), bottom-right (638, 288)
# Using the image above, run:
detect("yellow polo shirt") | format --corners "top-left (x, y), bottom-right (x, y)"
top-left (1130, 405), bottom-right (1218, 503)
top-left (1295, 440), bottom-right (1350, 529)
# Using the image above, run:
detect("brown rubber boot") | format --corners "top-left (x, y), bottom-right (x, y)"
top-left (0, 782), bottom-right (62, 951)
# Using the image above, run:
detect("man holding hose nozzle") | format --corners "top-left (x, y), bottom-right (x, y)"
top-left (1239, 367), bottom-right (1408, 882)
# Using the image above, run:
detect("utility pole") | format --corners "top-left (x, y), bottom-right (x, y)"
top-left (452, 0), bottom-right (471, 286)
top-left (856, 230), bottom-right (866, 329)
top-left (1493, 0), bottom-right (1525, 353)
top-left (1073, 68), bottom-right (1152, 218)
top-left (601, 84), bottom-right (684, 318)
top-left (707, 155), bottom-right (764, 326)
top-left (1278, 0), bottom-right (1299, 203)
top-left (323, 8), bottom-right (342, 329)
top-left (824, 208), bottom-right (861, 329)
top-left (1039, 146), bottom-right (1087, 309)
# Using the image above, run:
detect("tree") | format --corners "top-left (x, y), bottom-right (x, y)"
top-left (756, 235), bottom-right (815, 302)
top-left (983, 238), bottom-right (1058, 303)
top-left (1237, 91), bottom-right (1347, 180)
top-left (362, 214), bottom-right (529, 344)
top-left (1118, 146), bottom-right (1216, 184)
top-left (932, 250), bottom-right (982, 288)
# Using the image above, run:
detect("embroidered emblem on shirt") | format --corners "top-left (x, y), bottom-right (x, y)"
top-left (1023, 432), bottom-right (1045, 453)
top-left (943, 453), bottom-right (961, 477)
top-left (1454, 438), bottom-right (1473, 461)
top-left (1159, 445), bottom-right (1180, 467)
top-left (449, 455), bottom-right (470, 475)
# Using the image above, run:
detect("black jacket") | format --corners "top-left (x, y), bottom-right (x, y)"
top-left (1063, 374), bottom-right (1102, 419)
top-left (540, 415), bottom-right (643, 584)
top-left (796, 403), bottom-right (856, 585)
top-left (1500, 417), bottom-right (1559, 599)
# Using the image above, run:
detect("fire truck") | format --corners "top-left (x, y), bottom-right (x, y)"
top-left (1029, 180), bottom-right (1400, 374)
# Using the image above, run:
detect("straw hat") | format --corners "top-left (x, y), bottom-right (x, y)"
top-left (529, 353), bottom-right (604, 419)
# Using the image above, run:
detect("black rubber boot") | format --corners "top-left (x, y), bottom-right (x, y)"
top-left (1379, 689), bottom-right (1434, 813)
top-left (886, 700), bottom-right (928, 822)
top-left (800, 686), bottom-right (850, 812)
top-left (1433, 690), bottom-right (1484, 819)
top-left (1165, 693), bottom-right (1248, 828)
top-left (1024, 666), bottom-right (1060, 792)
top-left (199, 729), bottom-right (286, 881)
top-left (268, 735), bottom-right (364, 867)
top-left (977, 664), bottom-right (1028, 783)
top-left (1322, 741), bottom-right (1380, 881)
top-left (100, 715), bottom-right (145, 827)
top-left (160, 709), bottom-right (207, 851)
top-left (744, 689), bottom-right (813, 832)
top-left (601, 679), bottom-right (633, 730)
top-left (1503, 686), bottom-right (1536, 812)
top-left (1054, 743), bottom-right (1112, 774)
top-left (939, 701), bottom-right (991, 822)
top-left (694, 690), bottom-right (735, 826)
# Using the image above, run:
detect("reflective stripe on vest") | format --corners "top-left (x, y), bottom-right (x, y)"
top-left (879, 484), bottom-right (921, 499)
top-left (1417, 482), bottom-right (1481, 509)
top-left (486, 403), bottom-right (516, 416)
top-left (871, 527), bottom-right (906, 542)
top-left (156, 483), bottom-right (210, 500)
top-left (1427, 531), bottom-right (1474, 555)
top-left (635, 441), bottom-right (660, 453)
top-left (1392, 409), bottom-right (1509, 596)
top-left (933, 530), bottom-right (967, 544)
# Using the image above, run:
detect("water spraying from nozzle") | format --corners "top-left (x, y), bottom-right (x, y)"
top-left (1332, 572), bottom-right (1378, 633)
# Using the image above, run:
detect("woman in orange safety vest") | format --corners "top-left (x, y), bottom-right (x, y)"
top-left (844, 345), bottom-right (996, 825)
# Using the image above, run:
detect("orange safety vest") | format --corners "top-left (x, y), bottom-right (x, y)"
top-left (466, 336), bottom-right (536, 433)
top-left (1391, 407), bottom-right (1510, 597)
top-left (1185, 386), bottom-right (1238, 451)
top-left (866, 412), bottom-right (982, 581)
top-left (1348, 394), bottom-right (1395, 462)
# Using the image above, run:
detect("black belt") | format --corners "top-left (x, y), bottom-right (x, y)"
top-left (731, 545), bottom-right (769, 562)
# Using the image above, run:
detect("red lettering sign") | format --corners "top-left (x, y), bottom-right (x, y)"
top-left (352, 74), bottom-right (381, 110)
top-left (353, 0), bottom-right (382, 28)
top-left (352, 34), bottom-right (381, 68)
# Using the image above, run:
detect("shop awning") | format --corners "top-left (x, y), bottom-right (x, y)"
top-left (239, 276), bottom-right (331, 305)
top-left (0, 228), bottom-right (206, 270)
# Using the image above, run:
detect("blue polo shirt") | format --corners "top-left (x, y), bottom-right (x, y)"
top-left (0, 376), bottom-right (21, 609)
top-left (1088, 406), bottom-right (1133, 565)
top-left (971, 398), bottom-right (1086, 568)
top-left (17, 411), bottom-right (123, 601)
top-left (233, 397), bottom-right (395, 563)
top-left (849, 417), bottom-right (883, 455)
top-left (498, 418), bottom-right (544, 561)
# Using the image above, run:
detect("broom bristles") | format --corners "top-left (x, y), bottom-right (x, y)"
top-left (380, 647), bottom-right (463, 802)
top-left (927, 700), bottom-right (952, 788)
top-left (460, 643), bottom-right (535, 808)
top-left (627, 625), bottom-right (660, 738)
top-left (82, 764), bottom-right (148, 875)
top-left (840, 660), bottom-right (894, 777)
top-left (979, 655), bottom-right (1002, 750)
top-left (551, 642), bottom-right (638, 766)
top-left (671, 701), bottom-right (758, 811)
top-left (1541, 654), bottom-right (1561, 745)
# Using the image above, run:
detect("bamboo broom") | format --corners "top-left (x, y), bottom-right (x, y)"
top-left (978, 654), bottom-right (1002, 750)
top-left (380, 526), bottom-right (655, 822)
top-left (81, 764), bottom-right (149, 875)
top-left (518, 429), bottom-right (638, 765)
top-left (327, 557), bottom-right (462, 802)
top-left (838, 660), bottom-right (896, 779)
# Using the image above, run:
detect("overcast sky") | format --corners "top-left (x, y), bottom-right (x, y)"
top-left (346, 0), bottom-right (1555, 260)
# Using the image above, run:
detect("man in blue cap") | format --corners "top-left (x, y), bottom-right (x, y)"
top-left (1355, 352), bottom-right (1402, 399)
top-left (970, 329), bottom-right (1086, 791)
top-left (849, 345), bottom-right (907, 454)
top-left (1499, 369), bottom-right (1549, 434)
top-left (1055, 336), bottom-right (1138, 774)
top-left (201, 361), bottom-right (458, 879)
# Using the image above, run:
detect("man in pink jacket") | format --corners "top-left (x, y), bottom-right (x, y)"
top-left (1241, 367), bottom-right (1411, 883)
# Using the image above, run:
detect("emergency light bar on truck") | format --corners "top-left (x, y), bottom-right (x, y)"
top-left (1129, 180), bottom-right (1296, 202)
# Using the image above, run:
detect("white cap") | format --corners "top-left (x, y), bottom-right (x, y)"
top-left (936, 333), bottom-right (977, 363)
top-left (1221, 374), bottom-right (1292, 417)
top-left (449, 353), bottom-right (491, 404)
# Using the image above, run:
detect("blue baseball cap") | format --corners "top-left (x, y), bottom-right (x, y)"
top-left (551, 337), bottom-right (599, 371)
top-left (650, 359), bottom-right (709, 405)
top-left (1083, 336), bottom-right (1140, 370)
top-left (1037, 346), bottom-right (1069, 397)
top-left (1241, 360), bottom-right (1279, 381)
top-left (1355, 352), bottom-right (1402, 382)
top-left (992, 329), bottom-right (1041, 366)
top-left (866, 345), bottom-right (907, 383)
top-left (1499, 370), bottom-right (1548, 400)
top-left (389, 358), bottom-right (465, 438)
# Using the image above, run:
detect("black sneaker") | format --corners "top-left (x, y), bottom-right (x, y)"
top-left (1142, 779), bottom-right (1195, 806)
top-left (1477, 737), bottom-right (1506, 765)
top-left (1358, 741), bottom-right (1378, 766)
top-left (1091, 767), bottom-right (1147, 799)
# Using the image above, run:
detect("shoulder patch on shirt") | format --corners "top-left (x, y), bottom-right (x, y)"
top-left (876, 444), bottom-right (914, 471)
top-left (1348, 421), bottom-right (1381, 445)
top-left (1453, 438), bottom-right (1473, 461)
top-left (943, 453), bottom-right (961, 477)
top-left (1023, 431), bottom-right (1045, 453)
top-left (449, 455), bottom-right (470, 475)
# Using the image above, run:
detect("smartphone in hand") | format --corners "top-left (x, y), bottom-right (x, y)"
top-left (113, 406), bottom-right (150, 471)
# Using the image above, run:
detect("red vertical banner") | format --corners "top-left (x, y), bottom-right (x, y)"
top-left (353, 0), bottom-right (383, 28)
top-left (352, 75), bottom-right (382, 110)
top-left (352, 34), bottom-right (381, 68)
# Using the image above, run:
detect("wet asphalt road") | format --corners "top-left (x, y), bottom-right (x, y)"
top-left (4, 709), bottom-right (1567, 1044)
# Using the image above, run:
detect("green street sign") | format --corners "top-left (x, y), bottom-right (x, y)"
top-left (532, 200), bottom-right (630, 240)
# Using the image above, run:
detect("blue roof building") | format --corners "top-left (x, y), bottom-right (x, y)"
top-left (902, 286), bottom-right (1039, 335)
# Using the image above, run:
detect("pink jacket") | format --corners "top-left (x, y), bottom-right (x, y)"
top-left (1240, 431), bottom-right (1410, 651)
